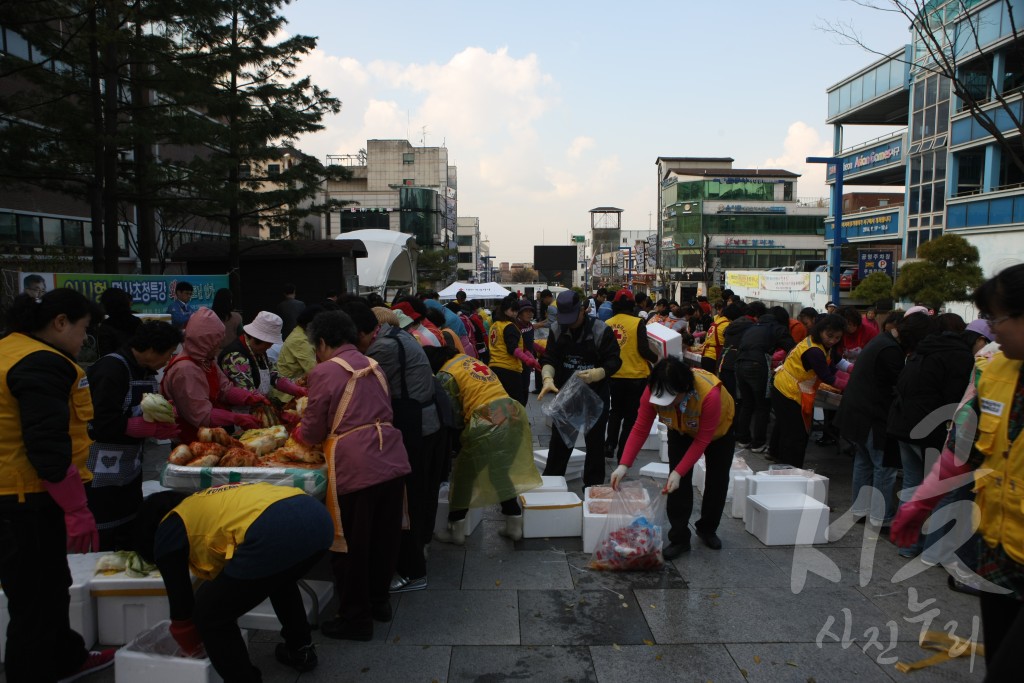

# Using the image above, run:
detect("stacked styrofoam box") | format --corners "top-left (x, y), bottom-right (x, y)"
top-left (142, 479), bottom-right (173, 498)
top-left (641, 421), bottom-right (663, 451)
top-left (727, 471), bottom-right (751, 519)
top-left (646, 322), bottom-right (683, 359)
top-left (114, 621), bottom-right (249, 683)
top-left (725, 458), bottom-right (754, 501)
top-left (534, 476), bottom-right (568, 493)
top-left (0, 552), bottom-right (103, 663)
top-left (238, 579), bottom-right (333, 631)
top-left (91, 572), bottom-right (173, 645)
top-left (582, 487), bottom-right (652, 553)
top-left (533, 448), bottom-right (586, 481)
top-left (696, 456), bottom-right (752, 499)
top-left (745, 493), bottom-right (829, 546)
top-left (746, 471), bottom-right (829, 505)
top-left (433, 482), bottom-right (483, 537)
top-left (519, 492), bottom-right (583, 538)
top-left (692, 456), bottom-right (706, 491)
top-left (639, 462), bottom-right (670, 480)
top-left (658, 422), bottom-right (669, 463)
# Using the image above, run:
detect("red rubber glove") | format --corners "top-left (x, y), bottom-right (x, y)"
top-left (279, 411), bottom-right (300, 427)
top-left (275, 378), bottom-right (307, 398)
top-left (890, 499), bottom-right (931, 549)
top-left (513, 348), bottom-right (541, 372)
top-left (223, 387), bottom-right (270, 406)
top-left (832, 370), bottom-right (850, 391)
top-left (169, 619), bottom-right (203, 656)
top-left (125, 416), bottom-right (181, 440)
top-left (41, 464), bottom-right (99, 553)
top-left (209, 408), bottom-right (261, 430)
top-left (891, 444), bottom-right (974, 548)
top-left (233, 413), bottom-right (262, 430)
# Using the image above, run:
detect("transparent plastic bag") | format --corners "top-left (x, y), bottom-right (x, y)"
top-left (589, 481), bottom-right (668, 571)
top-left (124, 620), bottom-right (207, 659)
top-left (542, 373), bottom-right (604, 448)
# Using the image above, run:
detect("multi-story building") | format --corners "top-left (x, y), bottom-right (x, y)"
top-left (656, 157), bottom-right (828, 279)
top-left (456, 216), bottom-right (481, 280)
top-left (826, 0), bottom-right (1024, 280)
top-left (323, 139), bottom-right (457, 251)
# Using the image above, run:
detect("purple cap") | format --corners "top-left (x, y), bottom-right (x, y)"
top-left (966, 318), bottom-right (993, 340)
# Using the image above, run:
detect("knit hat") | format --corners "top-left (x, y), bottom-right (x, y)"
top-left (243, 311), bottom-right (284, 345)
top-left (517, 299), bottom-right (535, 313)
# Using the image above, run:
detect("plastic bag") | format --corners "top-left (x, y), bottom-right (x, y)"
top-left (123, 620), bottom-right (207, 659)
top-left (542, 373), bottom-right (605, 448)
top-left (589, 481), bottom-right (668, 571)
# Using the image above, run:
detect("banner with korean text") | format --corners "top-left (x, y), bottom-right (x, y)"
top-left (17, 272), bottom-right (228, 314)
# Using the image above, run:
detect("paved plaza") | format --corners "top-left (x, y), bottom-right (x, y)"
top-left (4, 396), bottom-right (986, 682)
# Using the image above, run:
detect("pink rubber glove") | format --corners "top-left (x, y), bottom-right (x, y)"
top-left (513, 348), bottom-right (541, 372)
top-left (891, 444), bottom-right (974, 548)
top-left (124, 416), bottom-right (180, 440)
top-left (532, 343), bottom-right (544, 356)
top-left (771, 349), bottom-right (786, 366)
top-left (41, 464), bottom-right (99, 553)
top-left (223, 387), bottom-right (270, 406)
top-left (244, 391), bottom-right (270, 406)
top-left (280, 411), bottom-right (300, 427)
top-left (209, 408), bottom-right (261, 430)
top-left (275, 378), bottom-right (307, 398)
top-left (832, 370), bottom-right (850, 391)
top-left (169, 619), bottom-right (203, 656)
top-left (233, 413), bottom-right (262, 430)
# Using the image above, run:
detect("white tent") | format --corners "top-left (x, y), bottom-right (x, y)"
top-left (437, 281), bottom-right (512, 299)
top-left (336, 229), bottom-right (417, 296)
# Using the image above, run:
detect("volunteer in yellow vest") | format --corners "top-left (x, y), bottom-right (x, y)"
top-left (0, 290), bottom-right (117, 683)
top-left (134, 484), bottom-right (332, 679)
top-left (611, 357), bottom-right (736, 558)
top-left (947, 263), bottom-right (1024, 679)
top-left (487, 293), bottom-right (541, 406)
top-left (426, 346), bottom-right (542, 543)
top-left (769, 314), bottom-right (850, 468)
top-left (604, 289), bottom-right (660, 462)
top-left (701, 300), bottom-right (730, 374)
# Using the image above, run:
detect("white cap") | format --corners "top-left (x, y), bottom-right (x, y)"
top-left (243, 311), bottom-right (284, 345)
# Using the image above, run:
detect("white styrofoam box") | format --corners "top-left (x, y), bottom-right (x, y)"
top-left (114, 622), bottom-right (248, 683)
top-left (533, 448), bottom-right (585, 482)
top-left (583, 500), bottom-right (606, 553)
top-left (696, 457), bottom-right (752, 498)
top-left (519, 492), bottom-right (583, 538)
top-left (813, 407), bottom-right (825, 422)
top-left (727, 472), bottom-right (750, 519)
top-left (433, 483), bottom-right (483, 537)
top-left (237, 579), bottom-right (333, 631)
top-left (646, 322), bottom-right (683, 359)
top-left (639, 462), bottom-right (670, 480)
top-left (0, 552), bottom-right (104, 662)
top-left (725, 465), bottom-right (754, 502)
top-left (91, 572), bottom-right (172, 646)
top-left (747, 472), bottom-right (829, 505)
top-left (641, 421), bottom-right (663, 451)
top-left (693, 457), bottom-right (706, 493)
top-left (535, 476), bottom-right (568, 493)
top-left (745, 493), bottom-right (829, 546)
top-left (142, 479), bottom-right (173, 498)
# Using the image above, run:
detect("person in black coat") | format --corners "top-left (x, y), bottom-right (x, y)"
top-left (734, 305), bottom-right (795, 451)
top-left (96, 287), bottom-right (142, 358)
top-left (887, 315), bottom-right (974, 556)
top-left (834, 312), bottom-right (932, 526)
top-left (717, 302), bottom-right (753, 401)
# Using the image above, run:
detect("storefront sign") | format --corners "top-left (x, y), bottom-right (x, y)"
top-left (858, 249), bottom-right (895, 277)
top-left (720, 237), bottom-right (782, 247)
top-left (17, 272), bottom-right (229, 314)
top-left (825, 211), bottom-right (900, 242)
top-left (716, 205), bottom-right (787, 214)
top-left (827, 138), bottom-right (903, 181)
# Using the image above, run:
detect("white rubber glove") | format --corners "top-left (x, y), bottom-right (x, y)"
top-left (538, 365), bottom-right (559, 399)
top-left (610, 465), bottom-right (629, 490)
top-left (576, 367), bottom-right (606, 384)
top-left (662, 470), bottom-right (682, 494)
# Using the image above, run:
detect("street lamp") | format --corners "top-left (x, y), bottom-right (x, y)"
top-left (806, 156), bottom-right (844, 306)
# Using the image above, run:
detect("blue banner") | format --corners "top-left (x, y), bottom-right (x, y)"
top-left (827, 138), bottom-right (903, 181)
top-left (858, 250), bottom-right (895, 277)
top-left (825, 211), bottom-right (900, 242)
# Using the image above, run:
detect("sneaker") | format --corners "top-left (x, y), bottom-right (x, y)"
top-left (389, 575), bottom-right (427, 593)
top-left (58, 649), bottom-right (116, 683)
top-left (749, 444), bottom-right (768, 454)
top-left (897, 547), bottom-right (919, 559)
top-left (275, 642), bottom-right (318, 673)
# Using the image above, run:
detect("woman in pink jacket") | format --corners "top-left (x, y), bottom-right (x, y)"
top-left (294, 310), bottom-right (410, 642)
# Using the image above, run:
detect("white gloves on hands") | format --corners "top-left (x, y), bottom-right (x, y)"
top-left (538, 377), bottom-right (558, 399)
top-left (577, 368), bottom-right (606, 384)
top-left (610, 465), bottom-right (629, 490)
top-left (662, 471), bottom-right (681, 494)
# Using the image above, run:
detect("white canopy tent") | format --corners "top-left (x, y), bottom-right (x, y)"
top-left (336, 229), bottom-right (417, 297)
top-left (437, 281), bottom-right (512, 299)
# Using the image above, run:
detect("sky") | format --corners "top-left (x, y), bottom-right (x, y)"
top-left (281, 0), bottom-right (912, 263)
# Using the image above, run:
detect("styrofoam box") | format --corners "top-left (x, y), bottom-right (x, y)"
top-left (535, 476), bottom-right (568, 493)
top-left (725, 465), bottom-right (754, 501)
top-left (727, 472), bottom-right (750, 519)
top-left (583, 500), bottom-right (605, 553)
top-left (641, 421), bottom-right (666, 451)
top-left (745, 493), bottom-right (829, 546)
top-left (696, 458), bottom-right (752, 498)
top-left (91, 572), bottom-right (172, 646)
top-left (746, 473), bottom-right (829, 505)
top-left (142, 479), bottom-right (173, 498)
top-left (533, 448), bottom-right (585, 481)
top-left (639, 462), bottom-right (670, 480)
top-left (519, 492), bottom-right (583, 538)
top-left (114, 622), bottom-right (249, 683)
top-left (237, 579), bottom-right (333, 631)
top-left (0, 552), bottom-right (103, 662)
top-left (646, 322), bottom-right (683, 359)
top-left (693, 457), bottom-right (706, 492)
top-left (433, 483), bottom-right (483, 537)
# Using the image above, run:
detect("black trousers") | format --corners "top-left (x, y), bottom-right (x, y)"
top-left (194, 550), bottom-right (325, 683)
top-left (0, 500), bottom-right (88, 683)
top-left (701, 356), bottom-right (718, 374)
top-left (493, 367), bottom-right (526, 406)
top-left (86, 472), bottom-right (143, 551)
top-left (605, 377), bottom-right (649, 461)
top-left (665, 428), bottom-right (734, 545)
top-left (396, 429), bottom-right (447, 580)
top-left (330, 477), bottom-right (405, 629)
top-left (980, 591), bottom-right (1024, 681)
top-left (769, 386), bottom-right (810, 468)
top-left (544, 387), bottom-right (610, 488)
top-left (735, 360), bottom-right (771, 447)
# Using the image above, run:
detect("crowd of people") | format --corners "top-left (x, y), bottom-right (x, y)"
top-left (3, 267), bottom-right (1024, 681)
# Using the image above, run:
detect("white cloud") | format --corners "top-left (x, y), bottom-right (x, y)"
top-left (762, 121), bottom-right (834, 199)
top-left (567, 136), bottom-right (595, 159)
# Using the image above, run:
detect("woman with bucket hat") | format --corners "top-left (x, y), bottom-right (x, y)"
top-left (218, 311), bottom-right (308, 418)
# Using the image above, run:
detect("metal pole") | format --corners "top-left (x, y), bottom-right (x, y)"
top-left (807, 156), bottom-right (844, 306)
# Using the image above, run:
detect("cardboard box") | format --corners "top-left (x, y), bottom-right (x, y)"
top-left (535, 476), bottom-right (568, 493)
top-left (745, 493), bottom-right (829, 546)
top-left (433, 482), bottom-right (483, 537)
top-left (533, 448), bottom-right (586, 481)
top-left (646, 322), bottom-right (683, 359)
top-left (519, 492), bottom-right (583, 538)
top-left (114, 621), bottom-right (248, 683)
top-left (91, 572), bottom-right (172, 646)
top-left (237, 579), bottom-right (333, 631)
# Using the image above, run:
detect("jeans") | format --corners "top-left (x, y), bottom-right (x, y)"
top-left (605, 377), bottom-right (648, 461)
top-left (849, 429), bottom-right (897, 524)
top-left (664, 427), bottom-right (735, 544)
top-left (897, 441), bottom-right (928, 551)
top-left (734, 359), bottom-right (771, 447)
top-left (920, 479), bottom-right (979, 568)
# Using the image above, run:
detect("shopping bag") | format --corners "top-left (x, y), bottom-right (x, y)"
top-left (589, 481), bottom-right (667, 571)
top-left (542, 373), bottom-right (604, 448)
